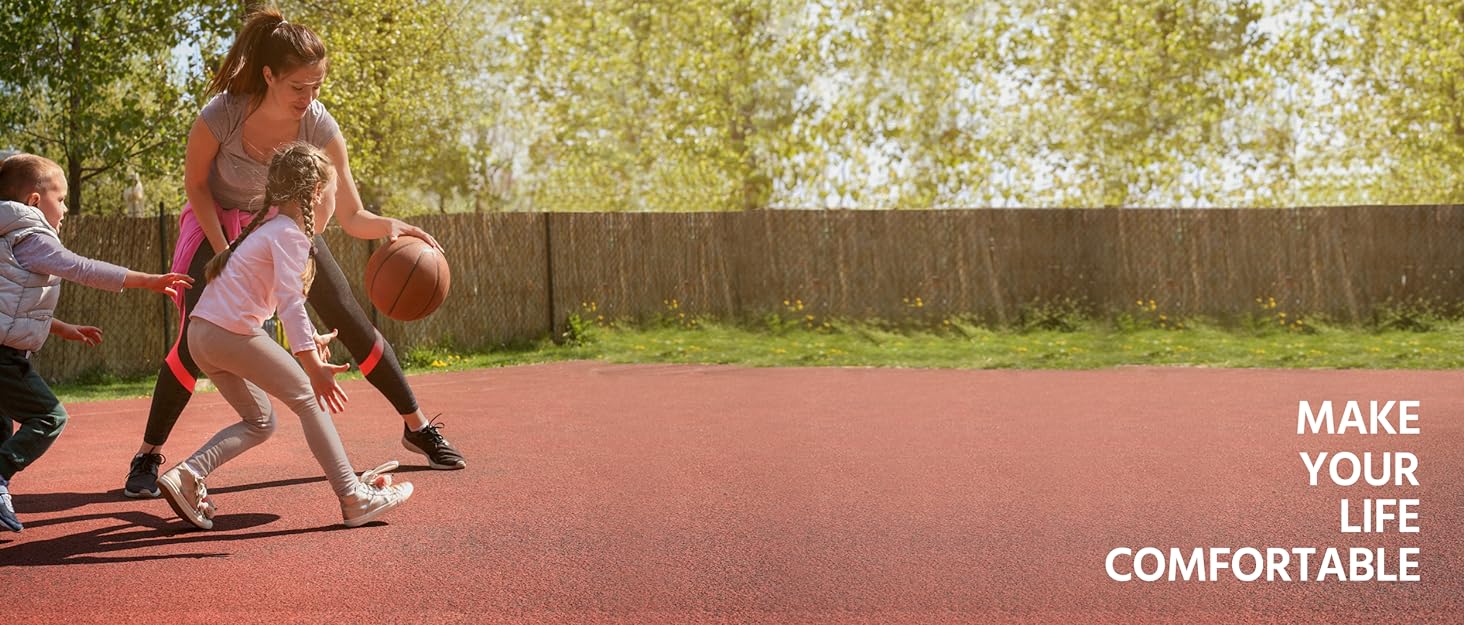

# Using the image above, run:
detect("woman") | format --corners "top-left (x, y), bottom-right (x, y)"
top-left (124, 6), bottom-right (466, 499)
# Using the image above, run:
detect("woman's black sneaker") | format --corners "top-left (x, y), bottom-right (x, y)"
top-left (402, 419), bottom-right (466, 470)
top-left (124, 452), bottom-right (165, 498)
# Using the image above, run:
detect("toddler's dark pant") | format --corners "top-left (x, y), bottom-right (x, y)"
top-left (0, 346), bottom-right (68, 480)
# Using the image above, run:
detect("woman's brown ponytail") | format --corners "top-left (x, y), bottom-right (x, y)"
top-left (205, 5), bottom-right (327, 101)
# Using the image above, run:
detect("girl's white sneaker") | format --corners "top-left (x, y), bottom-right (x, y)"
top-left (341, 481), bottom-right (414, 528)
top-left (157, 465), bottom-right (216, 530)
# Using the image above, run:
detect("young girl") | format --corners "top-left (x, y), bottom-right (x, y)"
top-left (156, 143), bottom-right (412, 529)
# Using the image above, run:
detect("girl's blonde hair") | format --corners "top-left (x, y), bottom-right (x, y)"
top-left (206, 142), bottom-right (333, 294)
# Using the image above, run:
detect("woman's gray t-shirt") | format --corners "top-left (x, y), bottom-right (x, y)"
top-left (198, 93), bottom-right (340, 211)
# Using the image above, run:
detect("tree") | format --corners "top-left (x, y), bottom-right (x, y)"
top-left (501, 0), bottom-right (798, 211)
top-left (768, 0), bottom-right (989, 208)
top-left (278, 0), bottom-right (488, 213)
top-left (997, 1), bottom-right (1268, 207)
top-left (0, 1), bottom-right (235, 214)
top-left (1312, 0), bottom-right (1464, 204)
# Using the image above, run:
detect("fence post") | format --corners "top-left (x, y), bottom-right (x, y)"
top-left (545, 211), bottom-right (560, 343)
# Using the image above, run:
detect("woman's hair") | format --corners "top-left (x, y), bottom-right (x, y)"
top-left (205, 142), bottom-right (333, 294)
top-left (205, 5), bottom-right (327, 101)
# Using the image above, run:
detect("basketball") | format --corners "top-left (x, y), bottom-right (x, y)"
top-left (365, 237), bottom-right (451, 321)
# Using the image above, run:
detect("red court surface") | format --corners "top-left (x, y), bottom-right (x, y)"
top-left (2, 362), bottom-right (1460, 624)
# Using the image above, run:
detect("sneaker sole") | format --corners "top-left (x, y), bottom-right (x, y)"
top-left (157, 472), bottom-right (213, 530)
top-left (343, 483), bottom-right (414, 528)
top-left (123, 486), bottom-right (160, 499)
top-left (401, 438), bottom-right (467, 470)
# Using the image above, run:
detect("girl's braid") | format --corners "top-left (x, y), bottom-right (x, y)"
top-left (204, 197), bottom-right (272, 283)
top-left (299, 189), bottom-right (318, 295)
top-left (204, 142), bottom-right (332, 286)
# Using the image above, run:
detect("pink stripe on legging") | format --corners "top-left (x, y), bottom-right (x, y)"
top-left (359, 333), bottom-right (385, 377)
top-left (165, 331), bottom-right (197, 391)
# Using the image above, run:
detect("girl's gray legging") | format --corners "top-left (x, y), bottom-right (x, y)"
top-left (182, 318), bottom-right (358, 498)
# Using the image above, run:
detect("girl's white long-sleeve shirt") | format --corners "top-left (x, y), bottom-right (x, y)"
top-left (191, 215), bottom-right (317, 353)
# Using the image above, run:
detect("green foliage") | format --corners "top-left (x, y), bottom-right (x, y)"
top-left (279, 0), bottom-right (491, 213)
top-left (761, 298), bottom-right (821, 334)
top-left (11, 2), bottom-right (1464, 212)
top-left (1016, 297), bottom-right (1090, 333)
top-left (1317, 0), bottom-right (1464, 203)
top-left (562, 302), bottom-right (604, 346)
top-left (1116, 298), bottom-right (1186, 332)
top-left (497, 0), bottom-right (787, 211)
top-left (1370, 298), bottom-right (1453, 333)
top-left (1006, 1), bottom-right (1266, 207)
top-left (0, 1), bottom-right (236, 213)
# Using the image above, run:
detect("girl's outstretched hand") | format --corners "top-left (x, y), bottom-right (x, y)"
top-left (313, 329), bottom-right (339, 361)
top-left (306, 359), bottom-right (352, 414)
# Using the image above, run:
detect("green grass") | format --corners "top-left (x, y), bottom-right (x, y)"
top-left (50, 317), bottom-right (1464, 405)
top-left (550, 317), bottom-right (1464, 369)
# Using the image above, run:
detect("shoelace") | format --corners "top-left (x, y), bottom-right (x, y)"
top-left (420, 415), bottom-right (451, 445)
top-left (130, 453), bottom-right (165, 476)
top-left (194, 474), bottom-right (217, 520)
top-left (359, 460), bottom-right (400, 489)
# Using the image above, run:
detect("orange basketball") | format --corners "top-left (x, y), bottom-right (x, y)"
top-left (365, 237), bottom-right (450, 321)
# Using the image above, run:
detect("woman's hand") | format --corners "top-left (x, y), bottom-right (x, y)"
top-left (386, 219), bottom-right (444, 251)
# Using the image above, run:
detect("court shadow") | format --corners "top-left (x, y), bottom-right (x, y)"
top-left (0, 510), bottom-right (366, 567)
top-left (13, 465), bottom-right (436, 513)
top-left (209, 465), bottom-right (435, 495)
top-left (12, 489), bottom-right (135, 514)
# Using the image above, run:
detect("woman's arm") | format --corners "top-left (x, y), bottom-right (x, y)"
top-left (323, 134), bottom-right (443, 250)
top-left (184, 117), bottom-right (229, 254)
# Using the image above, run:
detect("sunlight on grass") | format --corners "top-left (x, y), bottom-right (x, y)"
top-left (51, 318), bottom-right (1464, 404)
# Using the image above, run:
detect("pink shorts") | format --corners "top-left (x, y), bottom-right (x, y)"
top-left (171, 202), bottom-right (278, 295)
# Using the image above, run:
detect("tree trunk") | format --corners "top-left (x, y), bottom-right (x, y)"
top-left (68, 3), bottom-right (84, 214)
top-left (68, 157), bottom-right (83, 215)
top-left (730, 6), bottom-right (765, 212)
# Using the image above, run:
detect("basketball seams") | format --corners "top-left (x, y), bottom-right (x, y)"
top-left (366, 239), bottom-right (416, 297)
top-left (366, 237), bottom-right (450, 321)
top-left (386, 245), bottom-right (428, 318)
top-left (424, 252), bottom-right (449, 317)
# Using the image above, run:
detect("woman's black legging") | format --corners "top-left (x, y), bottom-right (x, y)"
top-left (142, 236), bottom-right (417, 446)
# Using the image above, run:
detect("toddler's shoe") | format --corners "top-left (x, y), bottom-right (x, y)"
top-left (157, 465), bottom-right (215, 530)
top-left (0, 478), bottom-right (21, 532)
